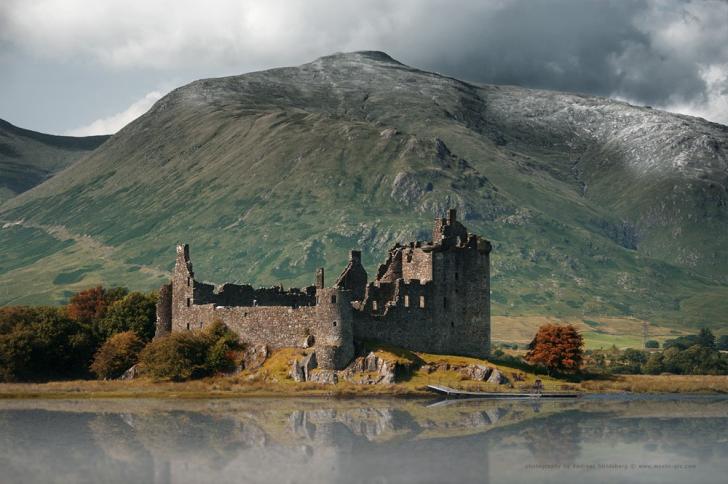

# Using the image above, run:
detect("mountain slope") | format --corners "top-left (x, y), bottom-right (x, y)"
top-left (0, 119), bottom-right (109, 203)
top-left (1, 52), bottom-right (726, 330)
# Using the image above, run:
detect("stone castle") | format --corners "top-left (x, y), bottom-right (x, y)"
top-left (155, 209), bottom-right (492, 370)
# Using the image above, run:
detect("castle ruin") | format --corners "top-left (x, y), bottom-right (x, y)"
top-left (155, 209), bottom-right (492, 370)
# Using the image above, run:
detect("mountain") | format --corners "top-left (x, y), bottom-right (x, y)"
top-left (1, 51), bottom-right (726, 332)
top-left (0, 119), bottom-right (109, 204)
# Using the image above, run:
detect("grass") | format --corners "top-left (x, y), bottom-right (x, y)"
top-left (3, 347), bottom-right (726, 399)
top-left (492, 315), bottom-right (692, 350)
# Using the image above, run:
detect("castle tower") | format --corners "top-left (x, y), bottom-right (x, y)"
top-left (314, 287), bottom-right (355, 369)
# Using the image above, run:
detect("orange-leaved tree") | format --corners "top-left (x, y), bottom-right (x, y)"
top-left (526, 324), bottom-right (584, 374)
top-left (67, 286), bottom-right (128, 323)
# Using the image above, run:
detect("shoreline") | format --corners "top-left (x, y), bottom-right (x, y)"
top-left (1, 374), bottom-right (727, 399)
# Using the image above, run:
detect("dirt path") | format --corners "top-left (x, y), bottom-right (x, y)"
top-left (1, 218), bottom-right (170, 279)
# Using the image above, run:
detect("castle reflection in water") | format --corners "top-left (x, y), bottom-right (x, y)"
top-left (1, 396), bottom-right (727, 484)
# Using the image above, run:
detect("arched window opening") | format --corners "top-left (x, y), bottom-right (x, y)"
top-left (404, 295), bottom-right (410, 307)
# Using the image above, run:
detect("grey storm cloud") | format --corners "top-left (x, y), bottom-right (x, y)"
top-left (0, 0), bottom-right (726, 134)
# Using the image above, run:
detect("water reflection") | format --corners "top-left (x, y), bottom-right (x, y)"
top-left (0, 396), bottom-right (727, 483)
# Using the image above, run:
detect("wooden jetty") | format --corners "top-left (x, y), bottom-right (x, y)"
top-left (426, 384), bottom-right (580, 399)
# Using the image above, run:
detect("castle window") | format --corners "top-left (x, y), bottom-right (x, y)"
top-left (186, 298), bottom-right (191, 307)
top-left (451, 321), bottom-right (454, 328)
top-left (404, 295), bottom-right (410, 307)
top-left (443, 297), bottom-right (448, 309)
top-left (186, 323), bottom-right (190, 330)
top-left (333, 321), bottom-right (337, 327)
top-left (455, 272), bottom-right (459, 281)
top-left (331, 295), bottom-right (337, 304)
top-left (419, 296), bottom-right (425, 308)
top-left (373, 300), bottom-right (378, 311)
top-left (187, 277), bottom-right (191, 286)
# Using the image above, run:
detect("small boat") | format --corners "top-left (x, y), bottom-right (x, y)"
top-left (426, 384), bottom-right (580, 399)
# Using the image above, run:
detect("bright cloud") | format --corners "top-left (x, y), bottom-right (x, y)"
top-left (65, 91), bottom-right (163, 136)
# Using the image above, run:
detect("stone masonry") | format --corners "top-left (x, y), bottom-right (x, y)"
top-left (155, 209), bottom-right (492, 369)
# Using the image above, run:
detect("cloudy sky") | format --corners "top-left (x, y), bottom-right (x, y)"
top-left (1, 0), bottom-right (726, 135)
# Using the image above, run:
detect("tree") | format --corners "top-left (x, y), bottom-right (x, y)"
top-left (96, 292), bottom-right (157, 341)
top-left (90, 331), bottom-right (145, 379)
top-left (644, 340), bottom-right (659, 349)
top-left (663, 335), bottom-right (698, 350)
top-left (612, 348), bottom-right (648, 374)
top-left (718, 335), bottom-right (728, 351)
top-left (0, 306), bottom-right (96, 381)
top-left (643, 352), bottom-right (665, 375)
top-left (526, 324), bottom-right (584, 374)
top-left (68, 286), bottom-right (128, 323)
top-left (696, 328), bottom-right (716, 349)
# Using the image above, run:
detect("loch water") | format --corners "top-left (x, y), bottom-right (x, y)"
top-left (0, 395), bottom-right (726, 484)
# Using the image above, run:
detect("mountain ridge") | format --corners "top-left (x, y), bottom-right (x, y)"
top-left (1, 51), bottom-right (726, 331)
top-left (0, 118), bottom-right (109, 204)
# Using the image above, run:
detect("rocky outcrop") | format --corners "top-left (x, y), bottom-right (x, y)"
top-left (289, 351), bottom-right (326, 383)
top-left (119, 364), bottom-right (140, 380)
top-left (302, 352), bottom-right (317, 381)
top-left (486, 368), bottom-right (509, 385)
top-left (340, 351), bottom-right (418, 385)
top-left (243, 344), bottom-right (268, 371)
top-left (458, 364), bottom-right (492, 381)
top-left (290, 359), bottom-right (305, 382)
top-left (307, 369), bottom-right (338, 384)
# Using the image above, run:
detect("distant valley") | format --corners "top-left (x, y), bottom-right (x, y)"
top-left (0, 119), bottom-right (108, 204)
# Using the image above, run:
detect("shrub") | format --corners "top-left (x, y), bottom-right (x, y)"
top-left (96, 292), bottom-right (158, 341)
top-left (138, 321), bottom-right (240, 381)
top-left (526, 324), bottom-right (584, 374)
top-left (90, 331), bottom-right (145, 379)
top-left (644, 340), bottom-right (659, 349)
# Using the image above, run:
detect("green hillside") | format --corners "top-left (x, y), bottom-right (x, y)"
top-left (1, 52), bottom-right (726, 332)
top-left (0, 119), bottom-right (109, 204)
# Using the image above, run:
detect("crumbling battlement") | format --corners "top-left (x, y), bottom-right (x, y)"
top-left (156, 209), bottom-right (491, 370)
top-left (339, 209), bottom-right (492, 358)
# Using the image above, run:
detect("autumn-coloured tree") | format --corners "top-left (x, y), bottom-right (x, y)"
top-left (526, 324), bottom-right (584, 374)
top-left (67, 286), bottom-right (128, 323)
top-left (90, 331), bottom-right (145, 379)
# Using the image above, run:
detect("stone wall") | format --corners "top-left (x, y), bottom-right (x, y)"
top-left (154, 282), bottom-right (172, 339)
top-left (167, 244), bottom-right (354, 369)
